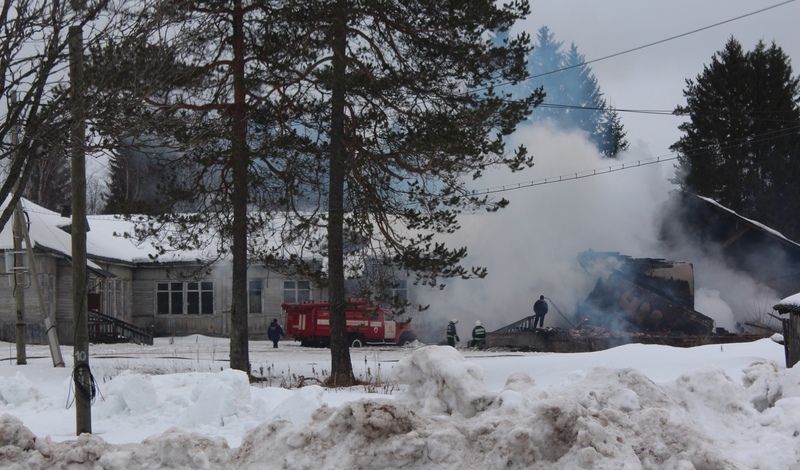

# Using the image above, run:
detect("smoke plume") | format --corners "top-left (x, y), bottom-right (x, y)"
top-left (416, 122), bottom-right (782, 334)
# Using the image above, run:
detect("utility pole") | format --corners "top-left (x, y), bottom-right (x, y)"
top-left (10, 91), bottom-right (65, 368)
top-left (13, 202), bottom-right (26, 365)
top-left (21, 207), bottom-right (65, 367)
top-left (70, 25), bottom-right (91, 435)
top-left (11, 93), bottom-right (26, 365)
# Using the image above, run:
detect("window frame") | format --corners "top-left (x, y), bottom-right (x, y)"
top-left (283, 280), bottom-right (311, 304)
top-left (248, 279), bottom-right (263, 314)
top-left (156, 280), bottom-right (214, 315)
top-left (385, 279), bottom-right (408, 302)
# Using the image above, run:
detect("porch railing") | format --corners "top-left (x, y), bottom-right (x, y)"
top-left (88, 310), bottom-right (153, 345)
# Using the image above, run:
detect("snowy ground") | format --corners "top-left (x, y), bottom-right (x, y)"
top-left (1, 335), bottom-right (799, 469)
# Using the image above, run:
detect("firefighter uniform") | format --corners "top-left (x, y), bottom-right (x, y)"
top-left (471, 321), bottom-right (486, 348)
top-left (446, 319), bottom-right (459, 347)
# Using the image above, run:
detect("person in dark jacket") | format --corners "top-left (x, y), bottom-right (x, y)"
top-left (533, 295), bottom-right (548, 329)
top-left (268, 319), bottom-right (285, 348)
top-left (470, 321), bottom-right (486, 348)
top-left (446, 319), bottom-right (459, 347)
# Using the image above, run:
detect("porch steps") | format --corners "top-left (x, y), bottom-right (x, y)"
top-left (88, 310), bottom-right (153, 345)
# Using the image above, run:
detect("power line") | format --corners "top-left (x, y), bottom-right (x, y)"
top-left (528, 0), bottom-right (797, 81)
top-left (538, 103), bottom-right (675, 115)
top-left (472, 124), bottom-right (800, 196)
top-left (538, 103), bottom-right (800, 124)
top-left (473, 155), bottom-right (677, 196)
top-left (486, 1), bottom-right (798, 118)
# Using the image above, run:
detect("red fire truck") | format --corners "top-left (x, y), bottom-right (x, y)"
top-left (282, 300), bottom-right (416, 348)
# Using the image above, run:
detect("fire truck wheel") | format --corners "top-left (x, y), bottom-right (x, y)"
top-left (399, 333), bottom-right (415, 346)
top-left (350, 337), bottom-right (364, 348)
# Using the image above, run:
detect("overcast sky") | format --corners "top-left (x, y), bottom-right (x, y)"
top-left (83, 2), bottom-right (798, 183)
top-left (515, 0), bottom-right (800, 159)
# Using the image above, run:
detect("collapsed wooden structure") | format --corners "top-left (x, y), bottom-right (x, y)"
top-left (488, 192), bottom-right (800, 355)
top-left (487, 251), bottom-right (766, 352)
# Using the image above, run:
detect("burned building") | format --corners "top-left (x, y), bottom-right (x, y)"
top-left (576, 251), bottom-right (713, 335)
top-left (487, 251), bottom-right (766, 352)
top-left (486, 193), bottom-right (794, 352)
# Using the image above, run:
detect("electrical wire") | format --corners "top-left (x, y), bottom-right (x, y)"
top-left (526, 0), bottom-right (797, 81)
top-left (538, 103), bottom-right (675, 116)
top-left (474, 155), bottom-right (677, 196)
top-left (537, 103), bottom-right (800, 125)
top-left (472, 124), bottom-right (800, 196)
top-left (66, 362), bottom-right (98, 409)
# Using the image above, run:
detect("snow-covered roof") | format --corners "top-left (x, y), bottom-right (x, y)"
top-left (774, 291), bottom-right (800, 314)
top-left (0, 198), bottom-right (201, 265)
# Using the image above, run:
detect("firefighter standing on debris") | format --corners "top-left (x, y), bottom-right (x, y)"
top-left (533, 295), bottom-right (548, 329)
top-left (471, 321), bottom-right (486, 348)
top-left (446, 319), bottom-right (460, 347)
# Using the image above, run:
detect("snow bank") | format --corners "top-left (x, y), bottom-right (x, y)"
top-left (232, 348), bottom-right (800, 469)
top-left (393, 345), bottom-right (495, 417)
top-left (1, 344), bottom-right (799, 469)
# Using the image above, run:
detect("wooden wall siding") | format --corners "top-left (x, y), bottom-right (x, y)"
top-left (0, 254), bottom-right (60, 344)
top-left (100, 278), bottom-right (132, 323)
top-left (0, 254), bottom-right (55, 323)
top-left (153, 314), bottom-right (227, 337)
top-left (249, 314), bottom-right (271, 340)
top-left (131, 276), bottom-right (156, 333)
top-left (148, 312), bottom-right (276, 339)
top-left (0, 322), bottom-right (49, 345)
top-left (0, 274), bottom-right (11, 323)
top-left (784, 313), bottom-right (800, 368)
top-left (127, 263), bottom-right (329, 337)
top-left (54, 263), bottom-right (73, 324)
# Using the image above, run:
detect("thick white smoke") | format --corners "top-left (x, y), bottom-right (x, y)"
top-left (415, 122), bottom-right (781, 334)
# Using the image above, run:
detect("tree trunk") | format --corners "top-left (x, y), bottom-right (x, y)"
top-left (326, 0), bottom-right (355, 387)
top-left (229, 0), bottom-right (250, 374)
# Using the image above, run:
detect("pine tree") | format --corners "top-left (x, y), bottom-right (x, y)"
top-left (102, 146), bottom-right (161, 215)
top-left (522, 27), bottom-right (628, 157)
top-left (282, 0), bottom-right (541, 385)
top-left (88, 0), bottom-right (539, 385)
top-left (524, 26), bottom-right (565, 123)
top-left (600, 108), bottom-right (630, 158)
top-left (672, 37), bottom-right (800, 240)
top-left (87, 0), bottom-right (313, 373)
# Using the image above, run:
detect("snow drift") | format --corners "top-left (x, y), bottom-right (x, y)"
top-left (1, 343), bottom-right (800, 469)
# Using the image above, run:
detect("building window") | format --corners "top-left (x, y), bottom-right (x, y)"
top-left (157, 281), bottom-right (214, 315)
top-left (385, 279), bottom-right (408, 302)
top-left (104, 278), bottom-right (129, 318)
top-left (248, 280), bottom-right (263, 314)
top-left (283, 280), bottom-right (310, 303)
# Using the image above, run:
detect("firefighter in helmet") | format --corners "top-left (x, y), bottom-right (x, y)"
top-left (471, 321), bottom-right (486, 348)
top-left (446, 319), bottom-right (459, 347)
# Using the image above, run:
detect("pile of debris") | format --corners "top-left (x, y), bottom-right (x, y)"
top-left (487, 251), bottom-right (770, 352)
